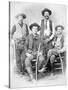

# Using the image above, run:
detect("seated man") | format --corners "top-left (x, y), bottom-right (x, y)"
top-left (47, 25), bottom-right (65, 75)
top-left (39, 25), bottom-right (65, 73)
top-left (25, 23), bottom-right (44, 81)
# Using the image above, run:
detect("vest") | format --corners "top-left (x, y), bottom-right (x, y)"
top-left (54, 34), bottom-right (64, 50)
top-left (13, 23), bottom-right (28, 40)
top-left (27, 34), bottom-right (39, 52)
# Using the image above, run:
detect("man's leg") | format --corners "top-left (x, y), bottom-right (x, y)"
top-left (38, 45), bottom-right (50, 73)
top-left (25, 55), bottom-right (35, 81)
top-left (16, 49), bottom-right (22, 73)
top-left (38, 55), bottom-right (46, 72)
top-left (47, 49), bottom-right (56, 75)
top-left (50, 55), bottom-right (55, 75)
top-left (21, 51), bottom-right (26, 74)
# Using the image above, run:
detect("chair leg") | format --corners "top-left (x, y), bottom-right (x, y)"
top-left (59, 54), bottom-right (64, 74)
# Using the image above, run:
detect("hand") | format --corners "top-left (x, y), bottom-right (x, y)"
top-left (26, 52), bottom-right (32, 57)
top-left (27, 49), bottom-right (32, 54)
top-left (25, 49), bottom-right (32, 57)
top-left (52, 41), bottom-right (55, 46)
top-left (57, 50), bottom-right (61, 54)
top-left (39, 38), bottom-right (43, 44)
top-left (40, 40), bottom-right (44, 44)
top-left (47, 50), bottom-right (52, 57)
top-left (37, 51), bottom-right (42, 56)
top-left (44, 39), bottom-right (49, 44)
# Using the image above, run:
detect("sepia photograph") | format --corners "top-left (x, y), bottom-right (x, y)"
top-left (9, 1), bottom-right (66, 88)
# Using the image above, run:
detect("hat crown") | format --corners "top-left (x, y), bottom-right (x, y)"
top-left (16, 13), bottom-right (26, 19)
top-left (29, 23), bottom-right (41, 31)
top-left (42, 8), bottom-right (52, 16)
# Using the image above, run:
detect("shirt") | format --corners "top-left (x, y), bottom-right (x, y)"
top-left (40, 19), bottom-right (53, 40)
top-left (44, 20), bottom-right (51, 36)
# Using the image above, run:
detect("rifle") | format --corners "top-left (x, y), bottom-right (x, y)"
top-left (35, 35), bottom-right (48, 80)
top-left (36, 43), bottom-right (41, 81)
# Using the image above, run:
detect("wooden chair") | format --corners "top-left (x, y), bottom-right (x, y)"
top-left (53, 52), bottom-right (65, 74)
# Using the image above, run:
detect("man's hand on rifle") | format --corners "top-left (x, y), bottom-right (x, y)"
top-left (44, 38), bottom-right (50, 44)
top-left (37, 51), bottom-right (43, 56)
top-left (25, 49), bottom-right (32, 57)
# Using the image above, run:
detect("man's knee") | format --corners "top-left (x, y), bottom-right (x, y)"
top-left (50, 55), bottom-right (55, 64)
top-left (25, 57), bottom-right (30, 67)
top-left (48, 49), bottom-right (53, 57)
top-left (39, 55), bottom-right (44, 62)
top-left (25, 55), bottom-right (33, 65)
top-left (21, 54), bottom-right (26, 64)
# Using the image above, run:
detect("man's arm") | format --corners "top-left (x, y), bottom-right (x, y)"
top-left (49, 22), bottom-right (55, 41)
top-left (26, 24), bottom-right (29, 36)
top-left (58, 40), bottom-right (66, 53)
top-left (10, 25), bottom-right (16, 39)
top-left (58, 47), bottom-right (65, 53)
top-left (43, 22), bottom-right (55, 44)
top-left (40, 19), bottom-right (44, 37)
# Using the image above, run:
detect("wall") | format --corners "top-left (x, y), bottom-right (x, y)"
top-left (10, 2), bottom-right (67, 35)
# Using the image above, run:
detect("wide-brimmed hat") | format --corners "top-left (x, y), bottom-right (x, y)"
top-left (41, 8), bottom-right (52, 16)
top-left (55, 25), bottom-right (64, 30)
top-left (29, 23), bottom-right (41, 31)
top-left (16, 13), bottom-right (26, 19)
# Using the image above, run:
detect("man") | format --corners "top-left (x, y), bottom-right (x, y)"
top-left (38, 8), bottom-right (55, 72)
top-left (47, 25), bottom-right (65, 75)
top-left (25, 23), bottom-right (44, 81)
top-left (40, 8), bottom-right (55, 40)
top-left (10, 13), bottom-right (29, 73)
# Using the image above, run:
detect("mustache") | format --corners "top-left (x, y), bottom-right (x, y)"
top-left (18, 20), bottom-right (23, 23)
top-left (45, 16), bottom-right (49, 19)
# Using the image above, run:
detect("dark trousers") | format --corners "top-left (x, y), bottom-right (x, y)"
top-left (16, 49), bottom-right (23, 72)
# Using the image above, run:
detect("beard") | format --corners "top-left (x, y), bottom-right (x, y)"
top-left (18, 20), bottom-right (23, 24)
top-left (45, 16), bottom-right (49, 20)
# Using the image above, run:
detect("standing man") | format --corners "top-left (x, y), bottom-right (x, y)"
top-left (39, 8), bottom-right (55, 72)
top-left (10, 13), bottom-right (29, 73)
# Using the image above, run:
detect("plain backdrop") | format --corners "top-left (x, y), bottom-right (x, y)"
top-left (10, 2), bottom-right (66, 35)
top-left (0, 0), bottom-right (68, 90)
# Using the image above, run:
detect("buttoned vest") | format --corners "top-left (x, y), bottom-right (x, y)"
top-left (13, 23), bottom-right (27, 40)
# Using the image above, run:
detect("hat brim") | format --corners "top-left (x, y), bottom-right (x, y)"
top-left (16, 13), bottom-right (26, 19)
top-left (55, 25), bottom-right (64, 30)
top-left (42, 8), bottom-right (52, 16)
